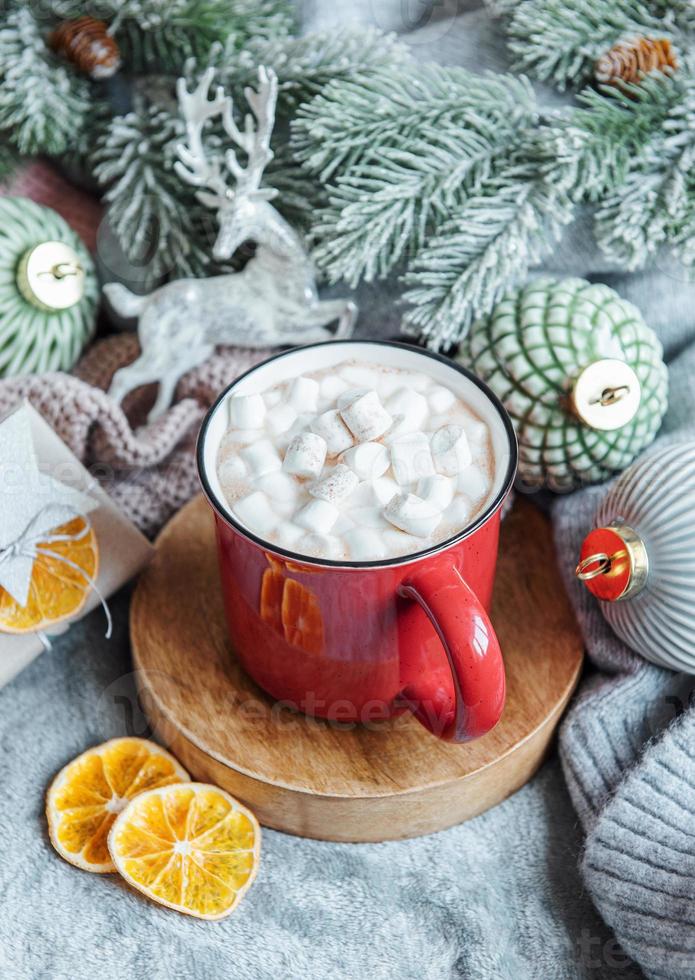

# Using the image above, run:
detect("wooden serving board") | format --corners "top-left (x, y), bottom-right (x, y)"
top-left (131, 495), bottom-right (583, 842)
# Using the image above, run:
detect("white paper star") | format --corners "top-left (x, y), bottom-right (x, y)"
top-left (0, 407), bottom-right (97, 608)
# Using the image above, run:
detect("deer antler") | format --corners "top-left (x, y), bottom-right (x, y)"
top-left (174, 67), bottom-right (230, 198)
top-left (225, 66), bottom-right (278, 196)
top-left (174, 65), bottom-right (279, 203)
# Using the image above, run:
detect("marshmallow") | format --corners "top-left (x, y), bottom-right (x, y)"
top-left (349, 506), bottom-right (389, 529)
top-left (281, 412), bottom-right (317, 451)
top-left (233, 491), bottom-right (277, 537)
top-left (390, 432), bottom-right (435, 485)
top-left (384, 492), bottom-right (441, 538)
top-left (376, 372), bottom-right (403, 399)
top-left (347, 477), bottom-right (399, 510)
top-left (228, 392), bottom-right (266, 429)
top-left (385, 388), bottom-right (428, 436)
top-left (431, 425), bottom-right (472, 477)
top-left (371, 476), bottom-right (400, 506)
top-left (345, 527), bottom-right (387, 561)
top-left (275, 521), bottom-right (305, 550)
top-left (265, 403), bottom-right (298, 438)
top-left (347, 481), bottom-right (377, 508)
top-left (226, 427), bottom-right (265, 445)
top-left (416, 474), bottom-right (455, 511)
top-left (218, 454), bottom-right (247, 484)
top-left (340, 390), bottom-right (393, 442)
top-left (382, 528), bottom-right (426, 556)
top-left (263, 388), bottom-right (282, 408)
top-left (457, 465), bottom-right (489, 503)
top-left (283, 432), bottom-right (327, 479)
top-left (256, 472), bottom-right (300, 516)
top-left (289, 376), bottom-right (320, 413)
top-left (462, 416), bottom-right (488, 445)
top-left (341, 364), bottom-right (382, 389)
top-left (239, 439), bottom-right (282, 477)
top-left (429, 414), bottom-right (453, 431)
top-left (395, 371), bottom-right (430, 392)
top-left (309, 464), bottom-right (359, 505)
top-left (337, 387), bottom-right (368, 410)
top-left (295, 498), bottom-right (340, 534)
top-left (443, 497), bottom-right (473, 530)
top-left (303, 533), bottom-right (343, 560)
top-left (428, 385), bottom-right (457, 414)
top-left (320, 374), bottom-right (350, 402)
top-left (333, 512), bottom-right (357, 535)
top-left (342, 442), bottom-right (390, 480)
top-left (311, 410), bottom-right (354, 455)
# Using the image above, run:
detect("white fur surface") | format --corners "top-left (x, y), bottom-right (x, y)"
top-left (0, 593), bottom-right (623, 980)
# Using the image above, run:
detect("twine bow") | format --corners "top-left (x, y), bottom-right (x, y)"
top-left (0, 503), bottom-right (112, 647)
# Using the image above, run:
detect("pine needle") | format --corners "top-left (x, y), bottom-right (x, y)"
top-left (0, 8), bottom-right (91, 156)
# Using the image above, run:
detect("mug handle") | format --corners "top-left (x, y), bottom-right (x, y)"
top-left (398, 564), bottom-right (506, 742)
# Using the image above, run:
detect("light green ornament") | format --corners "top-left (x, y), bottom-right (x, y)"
top-left (0, 196), bottom-right (97, 377)
top-left (459, 277), bottom-right (669, 490)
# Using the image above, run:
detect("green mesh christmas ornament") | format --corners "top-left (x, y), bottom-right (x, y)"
top-left (0, 197), bottom-right (97, 377)
top-left (459, 277), bottom-right (668, 490)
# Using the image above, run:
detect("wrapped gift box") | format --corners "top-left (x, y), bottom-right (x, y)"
top-left (0, 401), bottom-right (153, 687)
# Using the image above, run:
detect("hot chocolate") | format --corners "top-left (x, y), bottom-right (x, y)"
top-left (216, 359), bottom-right (494, 561)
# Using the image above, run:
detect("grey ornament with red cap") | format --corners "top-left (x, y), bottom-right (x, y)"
top-left (577, 440), bottom-right (695, 672)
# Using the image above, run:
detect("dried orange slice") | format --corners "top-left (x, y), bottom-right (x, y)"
top-left (0, 516), bottom-right (98, 633)
top-left (46, 738), bottom-right (189, 873)
top-left (109, 783), bottom-right (260, 920)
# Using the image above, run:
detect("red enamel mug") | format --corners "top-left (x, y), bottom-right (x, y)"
top-left (197, 340), bottom-right (517, 742)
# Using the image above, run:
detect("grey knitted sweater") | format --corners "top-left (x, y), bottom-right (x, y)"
top-left (556, 376), bottom-right (695, 978)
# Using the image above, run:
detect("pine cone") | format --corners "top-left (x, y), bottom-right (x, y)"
top-left (49, 17), bottom-right (121, 80)
top-left (595, 36), bottom-right (677, 88)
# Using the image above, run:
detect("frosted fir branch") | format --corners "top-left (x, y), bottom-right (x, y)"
top-left (0, 7), bottom-right (91, 156)
top-left (120, 0), bottom-right (295, 72)
top-left (652, 0), bottom-right (695, 37)
top-left (506, 0), bottom-right (673, 89)
top-left (310, 138), bottom-right (522, 287)
top-left (541, 72), bottom-right (685, 202)
top-left (482, 0), bottom-right (523, 17)
top-left (595, 79), bottom-right (695, 270)
top-left (229, 28), bottom-right (412, 115)
top-left (45, 0), bottom-right (295, 73)
top-left (402, 157), bottom-right (575, 349)
top-left (667, 86), bottom-right (695, 268)
top-left (92, 101), bottom-right (210, 282)
top-left (293, 65), bottom-right (535, 181)
top-left (293, 64), bottom-right (538, 287)
top-left (594, 147), bottom-right (675, 269)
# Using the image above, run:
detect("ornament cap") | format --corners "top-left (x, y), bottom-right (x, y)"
top-left (17, 241), bottom-right (85, 312)
top-left (576, 523), bottom-right (649, 601)
top-left (570, 359), bottom-right (641, 431)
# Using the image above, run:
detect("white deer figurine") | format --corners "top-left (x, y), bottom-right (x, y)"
top-left (105, 66), bottom-right (358, 422)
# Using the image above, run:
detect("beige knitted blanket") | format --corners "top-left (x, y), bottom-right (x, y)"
top-left (0, 332), bottom-right (268, 536)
